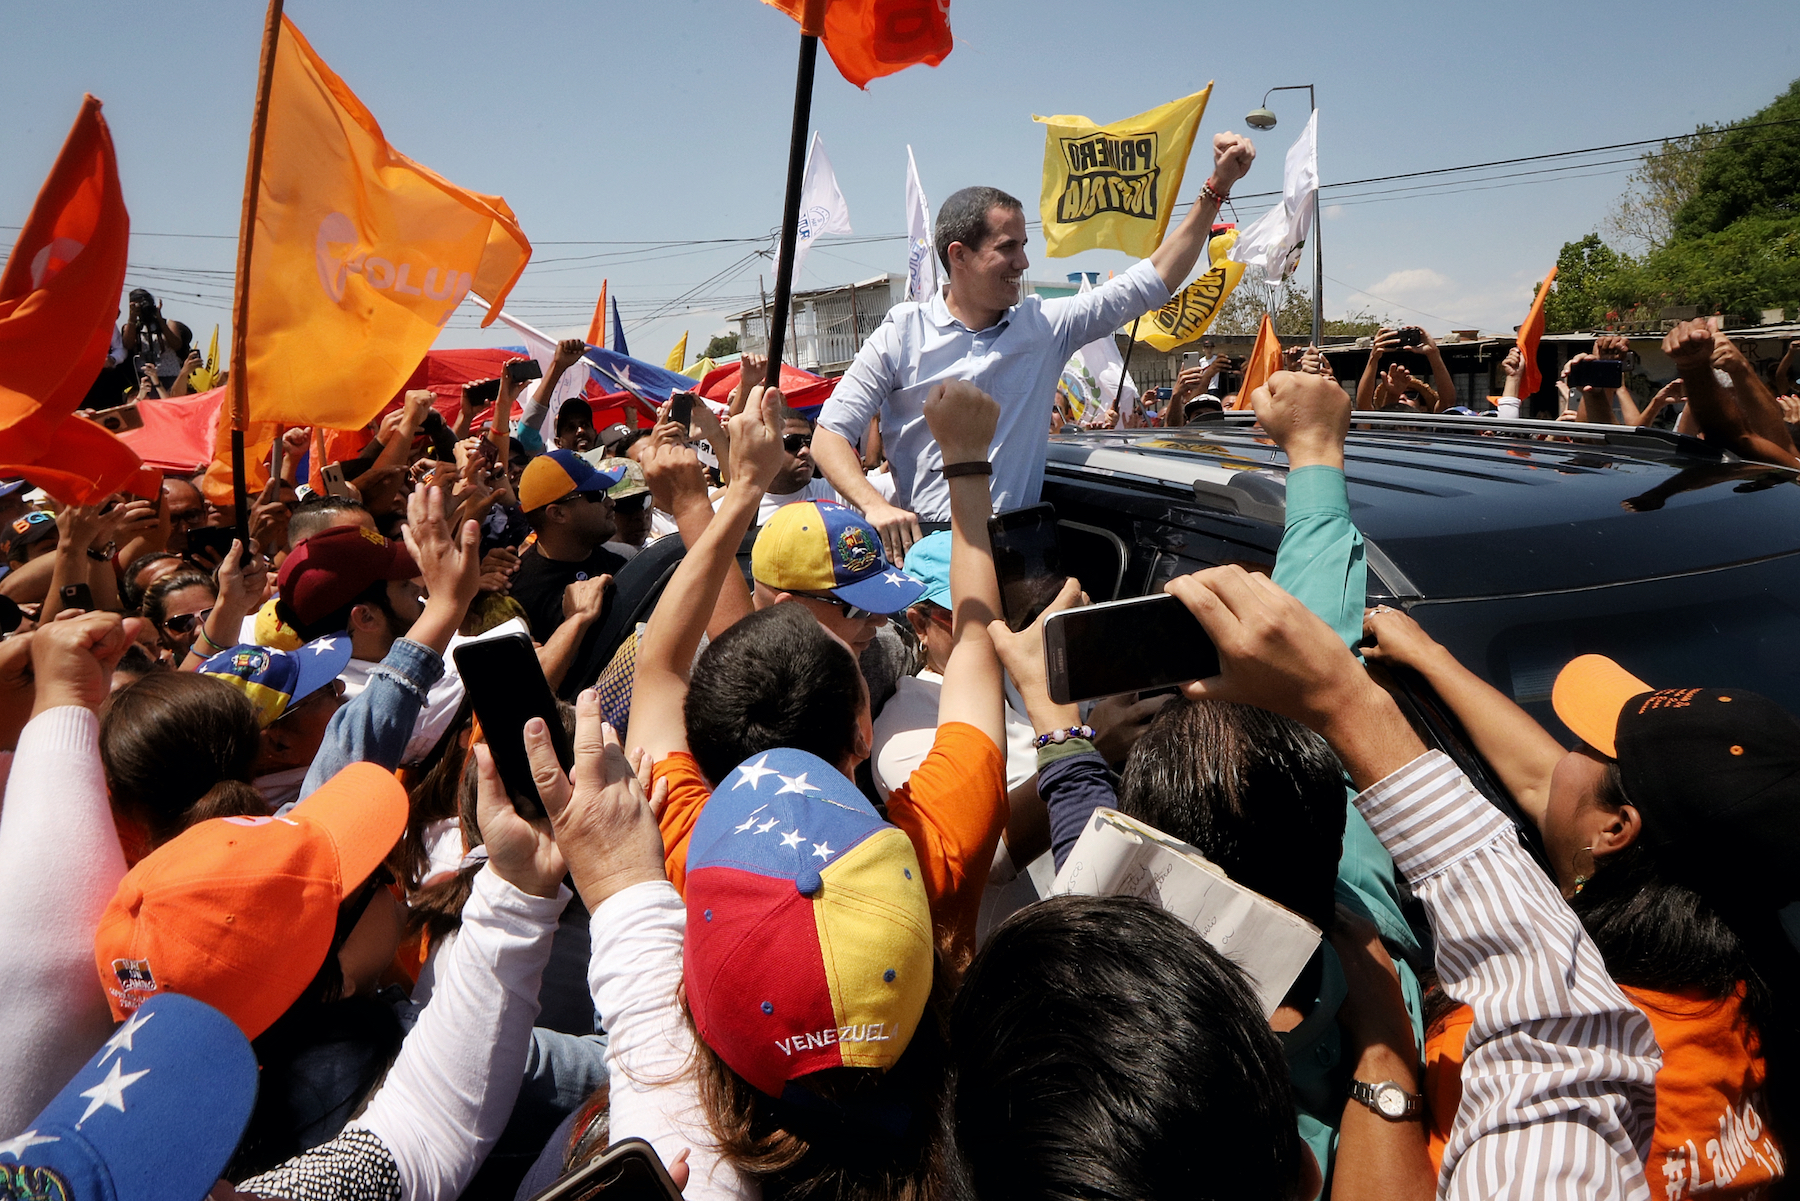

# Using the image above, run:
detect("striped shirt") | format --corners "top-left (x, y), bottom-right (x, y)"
top-left (1356, 751), bottom-right (1661, 1200)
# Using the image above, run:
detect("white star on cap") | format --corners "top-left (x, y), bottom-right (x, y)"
top-left (882, 570), bottom-right (909, 587)
top-left (75, 1059), bottom-right (149, 1129)
top-left (308, 636), bottom-right (338, 654)
top-left (732, 755), bottom-right (777, 791)
top-left (776, 772), bottom-right (821, 796)
top-left (811, 841), bottom-right (835, 861)
top-left (0, 1131), bottom-right (58, 1159)
top-left (97, 1008), bottom-right (153, 1064)
top-left (780, 829), bottom-right (805, 848)
top-left (755, 818), bottom-right (780, 834)
top-left (732, 805), bottom-right (768, 834)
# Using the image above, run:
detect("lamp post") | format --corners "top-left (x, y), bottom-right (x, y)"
top-left (1244, 85), bottom-right (1321, 347)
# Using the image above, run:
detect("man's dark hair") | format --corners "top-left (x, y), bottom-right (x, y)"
top-left (278, 576), bottom-right (398, 643)
top-left (121, 551), bottom-right (182, 612)
top-left (951, 895), bottom-right (1305, 1201)
top-left (683, 603), bottom-right (864, 786)
top-left (288, 495), bottom-right (369, 548)
top-left (1118, 698), bottom-right (1346, 932)
top-left (934, 186), bottom-right (1023, 273)
top-left (556, 398), bottom-right (594, 435)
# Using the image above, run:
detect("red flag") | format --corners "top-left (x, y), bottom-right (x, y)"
top-left (1516, 265), bottom-right (1558, 401)
top-left (0, 95), bottom-right (158, 502)
top-left (587, 280), bottom-right (608, 348)
top-left (1232, 313), bottom-right (1284, 409)
top-left (762, 0), bottom-right (952, 89)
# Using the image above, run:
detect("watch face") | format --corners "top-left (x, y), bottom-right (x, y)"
top-left (1376, 1082), bottom-right (1407, 1118)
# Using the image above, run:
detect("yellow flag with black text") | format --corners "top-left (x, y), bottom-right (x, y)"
top-left (1035, 86), bottom-right (1211, 258)
top-left (1138, 229), bottom-right (1244, 352)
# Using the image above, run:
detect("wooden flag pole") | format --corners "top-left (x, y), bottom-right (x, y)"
top-left (762, 0), bottom-right (826, 388)
top-left (228, 0), bottom-right (285, 552)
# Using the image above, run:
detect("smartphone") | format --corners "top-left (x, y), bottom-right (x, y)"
top-left (465, 378), bottom-right (501, 405)
top-left (1156, 386), bottom-right (1173, 401)
top-left (1568, 359), bottom-right (1624, 389)
top-left (0, 596), bottom-right (20, 635)
top-left (988, 503), bottom-right (1066, 633)
top-left (322, 462), bottom-right (354, 498)
top-left (185, 524), bottom-right (240, 562)
top-left (60, 583), bottom-right (94, 612)
top-left (93, 402), bottom-right (145, 433)
top-left (453, 632), bottom-right (572, 820)
top-left (506, 358), bottom-right (544, 385)
top-left (1179, 351), bottom-right (1205, 373)
top-left (528, 1138), bottom-right (685, 1201)
top-left (668, 391), bottom-right (697, 428)
top-left (1044, 593), bottom-right (1220, 705)
top-left (1393, 327), bottom-right (1425, 349)
top-left (475, 437), bottom-right (499, 469)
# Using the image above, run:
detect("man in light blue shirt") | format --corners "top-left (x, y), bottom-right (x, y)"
top-left (813, 132), bottom-right (1257, 562)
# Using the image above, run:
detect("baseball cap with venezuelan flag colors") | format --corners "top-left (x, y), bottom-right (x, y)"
top-left (752, 500), bottom-right (926, 615)
top-left (683, 747), bottom-right (933, 1098)
top-left (199, 635), bottom-right (353, 727)
top-left (94, 761), bottom-right (407, 1039)
top-left (518, 448), bottom-right (623, 513)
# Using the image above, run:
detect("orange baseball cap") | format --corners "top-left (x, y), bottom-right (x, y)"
top-left (94, 761), bottom-right (407, 1039)
top-left (1550, 654), bottom-right (1653, 758)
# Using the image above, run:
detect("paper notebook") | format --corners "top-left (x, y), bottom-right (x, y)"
top-left (1051, 807), bottom-right (1322, 1017)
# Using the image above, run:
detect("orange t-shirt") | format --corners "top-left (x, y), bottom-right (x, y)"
top-left (1425, 986), bottom-right (1783, 1199)
top-left (653, 722), bottom-right (1007, 970)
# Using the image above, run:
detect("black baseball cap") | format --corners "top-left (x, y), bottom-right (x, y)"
top-left (1553, 654), bottom-right (1800, 910)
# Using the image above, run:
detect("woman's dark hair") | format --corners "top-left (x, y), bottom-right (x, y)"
top-left (121, 551), bottom-right (182, 612)
top-left (951, 895), bottom-right (1304, 1201)
top-left (1574, 760), bottom-right (1800, 1177)
top-left (100, 672), bottom-right (263, 848)
top-left (141, 570), bottom-right (216, 632)
top-left (1118, 697), bottom-right (1346, 932)
top-left (684, 604), bottom-right (865, 787)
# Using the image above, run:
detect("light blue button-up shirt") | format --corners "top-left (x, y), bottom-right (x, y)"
top-left (818, 259), bottom-right (1172, 520)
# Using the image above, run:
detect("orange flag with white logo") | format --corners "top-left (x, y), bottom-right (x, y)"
top-left (1232, 312), bottom-right (1284, 409)
top-left (1516, 264), bottom-right (1558, 401)
top-left (205, 15), bottom-right (530, 501)
top-left (0, 95), bottom-right (160, 503)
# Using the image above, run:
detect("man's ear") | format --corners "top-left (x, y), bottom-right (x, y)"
top-left (260, 723), bottom-right (292, 756)
top-left (1594, 803), bottom-right (1642, 857)
top-left (348, 602), bottom-right (380, 635)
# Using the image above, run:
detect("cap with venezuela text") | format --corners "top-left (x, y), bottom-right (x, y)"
top-left (0, 993), bottom-right (256, 1201)
top-left (276, 524), bottom-right (418, 630)
top-left (518, 448), bottom-right (623, 513)
top-left (683, 747), bottom-right (933, 1099)
top-left (1553, 654), bottom-right (1800, 911)
top-left (752, 501), bottom-right (925, 615)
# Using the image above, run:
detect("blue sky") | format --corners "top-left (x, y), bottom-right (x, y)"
top-left (3, 0), bottom-right (1795, 358)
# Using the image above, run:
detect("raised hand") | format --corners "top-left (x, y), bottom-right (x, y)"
top-left (1501, 347), bottom-right (1524, 379)
top-left (535, 689), bottom-right (668, 910)
top-left (1360, 605), bottom-right (1444, 672)
top-left (1210, 131), bottom-right (1256, 191)
top-left (30, 610), bottom-right (141, 716)
top-left (641, 437), bottom-right (710, 518)
top-left (923, 379), bottom-right (999, 465)
top-left (726, 385), bottom-right (787, 493)
top-left (402, 482), bottom-right (482, 616)
top-left (1251, 370), bottom-right (1350, 470)
top-left (552, 338), bottom-right (586, 372)
top-left (1662, 318), bottom-right (1715, 372)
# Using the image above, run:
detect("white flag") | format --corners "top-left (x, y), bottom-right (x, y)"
top-left (780, 132), bottom-right (853, 282)
top-left (904, 145), bottom-right (939, 303)
top-left (1228, 109), bottom-right (1318, 282)
top-left (1070, 276), bottom-right (1138, 421)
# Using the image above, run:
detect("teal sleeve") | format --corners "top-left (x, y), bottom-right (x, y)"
top-left (1272, 465), bottom-right (1365, 653)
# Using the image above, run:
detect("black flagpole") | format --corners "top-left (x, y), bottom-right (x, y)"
top-left (763, 3), bottom-right (823, 389)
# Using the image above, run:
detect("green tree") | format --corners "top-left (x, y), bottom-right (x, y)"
top-left (701, 332), bottom-right (739, 359)
top-left (1605, 124), bottom-right (1725, 253)
top-left (1211, 280), bottom-right (1388, 339)
top-left (1607, 215), bottom-right (1800, 323)
top-left (1672, 78), bottom-right (1800, 238)
top-left (1545, 234), bottom-right (1626, 332)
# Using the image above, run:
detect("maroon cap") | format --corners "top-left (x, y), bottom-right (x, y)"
top-left (276, 524), bottom-right (418, 628)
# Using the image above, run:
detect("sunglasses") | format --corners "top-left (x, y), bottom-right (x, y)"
top-left (783, 433), bottom-right (813, 455)
top-left (161, 607), bottom-right (213, 635)
top-left (795, 592), bottom-right (877, 622)
top-left (554, 490), bottom-right (610, 507)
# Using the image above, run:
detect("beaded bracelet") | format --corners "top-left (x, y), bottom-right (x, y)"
top-left (1032, 724), bottom-right (1097, 750)
top-left (1201, 181), bottom-right (1230, 206)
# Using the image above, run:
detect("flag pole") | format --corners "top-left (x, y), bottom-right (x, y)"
top-left (1113, 315), bottom-right (1143, 413)
top-left (762, 0), bottom-right (826, 388)
top-left (228, 0), bottom-right (284, 553)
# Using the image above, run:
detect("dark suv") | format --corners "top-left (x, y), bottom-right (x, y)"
top-left (1034, 411), bottom-right (1800, 851)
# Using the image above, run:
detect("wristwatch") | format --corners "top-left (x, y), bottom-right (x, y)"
top-left (1349, 1079), bottom-right (1422, 1121)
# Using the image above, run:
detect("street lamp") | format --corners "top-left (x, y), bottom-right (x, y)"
top-left (1244, 85), bottom-right (1321, 347)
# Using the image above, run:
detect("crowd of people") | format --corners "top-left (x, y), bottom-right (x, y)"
top-left (3, 126), bottom-right (1798, 1201)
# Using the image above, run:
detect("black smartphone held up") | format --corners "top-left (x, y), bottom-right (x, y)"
top-left (1568, 359), bottom-right (1624, 390)
top-left (465, 377), bottom-right (501, 405)
top-left (1392, 326), bottom-right (1425, 350)
top-left (185, 524), bottom-right (241, 563)
top-left (453, 632), bottom-right (572, 820)
top-left (506, 358), bottom-right (544, 386)
top-left (1044, 593), bottom-right (1221, 705)
top-left (60, 583), bottom-right (94, 612)
top-left (668, 390), bottom-right (697, 429)
top-left (528, 1138), bottom-right (685, 1201)
top-left (989, 503), bottom-right (1066, 633)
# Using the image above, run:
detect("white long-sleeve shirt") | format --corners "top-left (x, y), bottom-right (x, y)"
top-left (1355, 751), bottom-right (1661, 1200)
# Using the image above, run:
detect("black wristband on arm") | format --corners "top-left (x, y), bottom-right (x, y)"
top-left (940, 460), bottom-right (992, 479)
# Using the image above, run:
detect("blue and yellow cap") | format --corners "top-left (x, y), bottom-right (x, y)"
top-left (198, 636), bottom-right (353, 727)
top-left (518, 448), bottom-right (624, 513)
top-left (751, 501), bottom-right (926, 614)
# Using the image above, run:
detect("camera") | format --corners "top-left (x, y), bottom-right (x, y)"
top-left (1392, 327), bottom-right (1424, 349)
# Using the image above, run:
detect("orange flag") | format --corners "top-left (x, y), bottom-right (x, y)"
top-left (204, 15), bottom-right (531, 502)
top-left (762, 0), bottom-right (953, 89)
top-left (1232, 312), bottom-right (1284, 409)
top-left (1516, 265), bottom-right (1558, 401)
top-left (0, 95), bottom-right (159, 503)
top-left (587, 280), bottom-right (608, 348)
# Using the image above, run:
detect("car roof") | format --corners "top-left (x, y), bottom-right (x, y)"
top-left (1046, 413), bottom-right (1800, 600)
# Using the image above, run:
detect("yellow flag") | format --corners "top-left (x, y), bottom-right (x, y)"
top-left (684, 356), bottom-right (716, 382)
top-left (1137, 229), bottom-right (1245, 352)
top-left (1035, 85), bottom-right (1211, 258)
top-left (664, 332), bottom-right (689, 373)
top-left (188, 323), bottom-right (221, 391)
